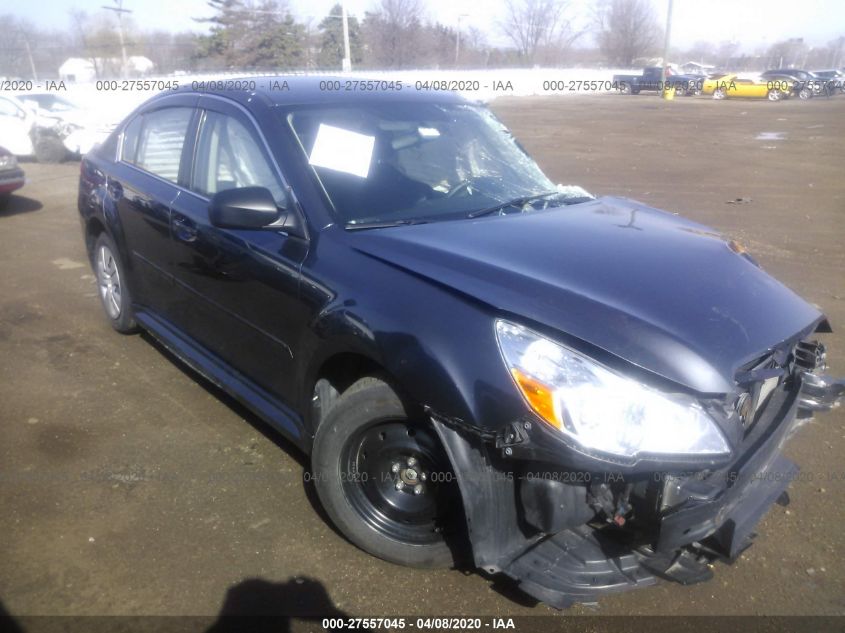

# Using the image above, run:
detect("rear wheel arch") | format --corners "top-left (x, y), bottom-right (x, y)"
top-left (85, 217), bottom-right (108, 262)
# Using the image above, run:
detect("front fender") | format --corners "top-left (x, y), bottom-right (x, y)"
top-left (297, 234), bottom-right (528, 439)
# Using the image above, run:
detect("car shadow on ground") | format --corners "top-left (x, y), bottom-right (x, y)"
top-left (0, 599), bottom-right (24, 633)
top-left (0, 195), bottom-right (42, 217)
top-left (0, 578), bottom-right (364, 632)
top-left (207, 577), bottom-right (361, 632)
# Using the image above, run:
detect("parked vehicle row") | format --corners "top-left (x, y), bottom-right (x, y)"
top-left (617, 66), bottom-right (845, 101)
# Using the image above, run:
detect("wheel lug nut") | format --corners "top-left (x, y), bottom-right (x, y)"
top-left (395, 481), bottom-right (405, 491)
top-left (420, 473), bottom-right (427, 482)
top-left (414, 484), bottom-right (424, 495)
top-left (407, 457), bottom-right (417, 467)
top-left (391, 463), bottom-right (400, 473)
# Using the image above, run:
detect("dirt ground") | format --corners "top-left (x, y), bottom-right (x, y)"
top-left (1, 94), bottom-right (844, 620)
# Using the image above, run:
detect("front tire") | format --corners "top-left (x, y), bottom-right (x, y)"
top-left (94, 233), bottom-right (137, 333)
top-left (713, 88), bottom-right (726, 100)
top-left (767, 89), bottom-right (782, 101)
top-left (311, 377), bottom-right (462, 568)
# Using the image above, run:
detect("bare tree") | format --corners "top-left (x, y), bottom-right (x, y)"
top-left (593, 0), bottom-right (661, 67)
top-left (500, 0), bottom-right (582, 66)
top-left (766, 38), bottom-right (808, 68)
top-left (362, 0), bottom-right (425, 68)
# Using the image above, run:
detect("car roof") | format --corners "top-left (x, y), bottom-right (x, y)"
top-left (170, 75), bottom-right (469, 108)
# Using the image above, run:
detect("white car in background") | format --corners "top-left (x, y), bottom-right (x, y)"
top-left (0, 94), bottom-right (37, 157)
top-left (18, 92), bottom-right (114, 157)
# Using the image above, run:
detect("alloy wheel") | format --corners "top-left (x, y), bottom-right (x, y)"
top-left (96, 244), bottom-right (122, 319)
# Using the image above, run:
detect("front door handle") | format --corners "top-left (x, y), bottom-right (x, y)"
top-left (106, 178), bottom-right (123, 200)
top-left (172, 216), bottom-right (198, 243)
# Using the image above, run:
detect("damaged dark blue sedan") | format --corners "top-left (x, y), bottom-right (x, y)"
top-left (77, 78), bottom-right (845, 608)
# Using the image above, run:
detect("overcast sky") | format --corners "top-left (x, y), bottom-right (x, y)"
top-left (10, 0), bottom-right (845, 51)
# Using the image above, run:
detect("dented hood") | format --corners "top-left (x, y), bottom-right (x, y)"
top-left (349, 197), bottom-right (823, 394)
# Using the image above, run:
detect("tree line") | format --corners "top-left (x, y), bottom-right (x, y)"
top-left (1, 0), bottom-right (844, 79)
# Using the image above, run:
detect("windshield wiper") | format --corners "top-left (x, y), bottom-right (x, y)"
top-left (466, 190), bottom-right (563, 218)
top-left (345, 219), bottom-right (429, 231)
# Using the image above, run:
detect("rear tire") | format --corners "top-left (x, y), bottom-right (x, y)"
top-left (713, 88), bottom-right (726, 100)
top-left (798, 87), bottom-right (812, 100)
top-left (311, 377), bottom-right (462, 568)
top-left (93, 233), bottom-right (137, 333)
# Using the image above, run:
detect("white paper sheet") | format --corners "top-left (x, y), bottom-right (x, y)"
top-left (309, 123), bottom-right (375, 178)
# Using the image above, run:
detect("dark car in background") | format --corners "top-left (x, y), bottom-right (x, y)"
top-left (0, 146), bottom-right (25, 209)
top-left (761, 69), bottom-right (832, 97)
top-left (77, 78), bottom-right (845, 608)
top-left (811, 69), bottom-right (845, 94)
top-left (613, 66), bottom-right (704, 95)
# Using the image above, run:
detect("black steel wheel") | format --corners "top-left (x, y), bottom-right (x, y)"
top-left (311, 377), bottom-right (463, 568)
top-left (341, 419), bottom-right (452, 545)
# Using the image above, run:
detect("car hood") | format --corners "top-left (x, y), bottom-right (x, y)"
top-left (349, 197), bottom-right (823, 394)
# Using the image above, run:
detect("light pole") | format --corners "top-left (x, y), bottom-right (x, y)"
top-left (660, 0), bottom-right (673, 98)
top-left (21, 30), bottom-right (37, 81)
top-left (102, 0), bottom-right (132, 78)
top-left (455, 13), bottom-right (469, 67)
top-left (341, 1), bottom-right (352, 72)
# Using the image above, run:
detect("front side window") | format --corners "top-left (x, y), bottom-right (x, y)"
top-left (191, 111), bottom-right (284, 203)
top-left (286, 102), bottom-right (562, 227)
top-left (131, 107), bottom-right (192, 183)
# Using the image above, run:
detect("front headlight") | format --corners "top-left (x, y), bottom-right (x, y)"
top-left (495, 320), bottom-right (730, 463)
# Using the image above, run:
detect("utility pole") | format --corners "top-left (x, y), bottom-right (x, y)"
top-left (341, 1), bottom-right (352, 72)
top-left (455, 14), bottom-right (469, 67)
top-left (21, 31), bottom-right (38, 81)
top-left (102, 0), bottom-right (132, 78)
top-left (660, 0), bottom-right (674, 99)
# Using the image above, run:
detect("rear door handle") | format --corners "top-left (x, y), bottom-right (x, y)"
top-left (172, 215), bottom-right (198, 243)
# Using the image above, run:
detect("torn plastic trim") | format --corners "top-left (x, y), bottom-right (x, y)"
top-left (798, 372), bottom-right (845, 412)
top-left (423, 405), bottom-right (498, 442)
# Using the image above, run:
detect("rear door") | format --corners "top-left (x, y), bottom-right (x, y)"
top-left (110, 96), bottom-right (198, 315)
top-left (167, 97), bottom-right (308, 408)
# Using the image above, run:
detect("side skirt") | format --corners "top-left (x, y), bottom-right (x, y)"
top-left (134, 308), bottom-right (309, 453)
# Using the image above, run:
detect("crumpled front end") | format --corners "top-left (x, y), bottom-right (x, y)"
top-left (431, 333), bottom-right (844, 609)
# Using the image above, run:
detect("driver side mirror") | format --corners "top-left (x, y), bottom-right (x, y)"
top-left (209, 186), bottom-right (306, 239)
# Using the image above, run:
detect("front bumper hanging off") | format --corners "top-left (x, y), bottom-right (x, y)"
top-left (434, 367), bottom-right (844, 609)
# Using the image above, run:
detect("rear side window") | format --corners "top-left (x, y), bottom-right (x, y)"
top-left (123, 107), bottom-right (192, 183)
top-left (121, 116), bottom-right (142, 163)
top-left (191, 111), bottom-right (284, 203)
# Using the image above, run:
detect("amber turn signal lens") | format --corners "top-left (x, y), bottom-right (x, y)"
top-left (510, 368), bottom-right (562, 429)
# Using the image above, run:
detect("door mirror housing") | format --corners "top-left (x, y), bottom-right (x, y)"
top-left (208, 186), bottom-right (306, 238)
top-left (209, 186), bottom-right (281, 230)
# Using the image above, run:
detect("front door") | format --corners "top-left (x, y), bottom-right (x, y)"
top-left (167, 99), bottom-right (308, 409)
